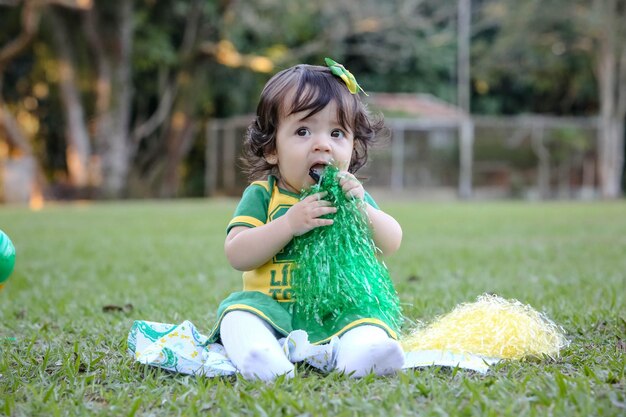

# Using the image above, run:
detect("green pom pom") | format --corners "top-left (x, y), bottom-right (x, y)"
top-left (0, 230), bottom-right (16, 284)
top-left (291, 165), bottom-right (403, 337)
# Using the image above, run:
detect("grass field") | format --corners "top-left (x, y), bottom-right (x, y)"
top-left (0, 199), bottom-right (625, 416)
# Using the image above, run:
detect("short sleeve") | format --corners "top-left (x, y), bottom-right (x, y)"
top-left (227, 182), bottom-right (270, 233)
top-left (364, 190), bottom-right (379, 210)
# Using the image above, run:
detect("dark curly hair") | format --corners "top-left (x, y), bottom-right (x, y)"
top-left (242, 64), bottom-right (386, 182)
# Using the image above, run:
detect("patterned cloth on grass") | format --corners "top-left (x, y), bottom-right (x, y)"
top-left (127, 320), bottom-right (497, 376)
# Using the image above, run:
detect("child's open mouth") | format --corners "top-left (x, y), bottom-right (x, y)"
top-left (308, 163), bottom-right (328, 182)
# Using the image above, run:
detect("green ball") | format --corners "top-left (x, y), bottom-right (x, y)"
top-left (0, 230), bottom-right (16, 284)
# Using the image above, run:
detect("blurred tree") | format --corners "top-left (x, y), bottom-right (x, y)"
top-left (79, 1), bottom-right (134, 197)
top-left (0, 0), bottom-right (92, 204)
top-left (15, 0), bottom-right (609, 199)
top-left (136, 0), bottom-right (461, 196)
top-left (131, 0), bottom-right (216, 198)
top-left (0, 1), bottom-right (44, 158)
top-left (472, 0), bottom-right (625, 197)
top-left (215, 0), bottom-right (458, 99)
top-left (590, 0), bottom-right (626, 198)
top-left (47, 9), bottom-right (91, 187)
top-left (1, 0), bottom-right (461, 199)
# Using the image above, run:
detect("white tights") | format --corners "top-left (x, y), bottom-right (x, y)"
top-left (220, 311), bottom-right (295, 381)
top-left (220, 310), bottom-right (404, 381)
top-left (334, 325), bottom-right (405, 377)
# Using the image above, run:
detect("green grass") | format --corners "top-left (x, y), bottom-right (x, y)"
top-left (1, 199), bottom-right (625, 416)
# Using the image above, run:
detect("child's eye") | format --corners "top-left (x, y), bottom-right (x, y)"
top-left (331, 129), bottom-right (345, 139)
top-left (296, 128), bottom-right (310, 137)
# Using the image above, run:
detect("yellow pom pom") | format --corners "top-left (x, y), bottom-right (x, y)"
top-left (401, 294), bottom-right (568, 360)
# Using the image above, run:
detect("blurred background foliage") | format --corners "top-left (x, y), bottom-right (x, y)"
top-left (0, 0), bottom-right (623, 200)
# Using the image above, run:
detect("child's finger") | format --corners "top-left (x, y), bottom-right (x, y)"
top-left (340, 177), bottom-right (364, 200)
top-left (342, 180), bottom-right (360, 194)
top-left (314, 206), bottom-right (337, 217)
top-left (314, 218), bottom-right (334, 227)
top-left (341, 178), bottom-right (357, 189)
top-left (338, 173), bottom-right (359, 186)
top-left (303, 191), bottom-right (328, 202)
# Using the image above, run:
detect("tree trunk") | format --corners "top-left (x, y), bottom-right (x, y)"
top-left (48, 10), bottom-right (91, 187)
top-left (0, 0), bottom-right (42, 156)
top-left (0, 1), bottom-right (44, 204)
top-left (0, 1), bottom-right (42, 72)
top-left (92, 1), bottom-right (133, 198)
top-left (595, 0), bottom-right (624, 198)
top-left (1, 0), bottom-right (94, 203)
top-left (157, 64), bottom-right (203, 197)
top-left (157, 0), bottom-right (204, 198)
top-left (0, 102), bottom-right (32, 156)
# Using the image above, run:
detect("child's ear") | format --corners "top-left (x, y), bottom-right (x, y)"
top-left (265, 152), bottom-right (278, 165)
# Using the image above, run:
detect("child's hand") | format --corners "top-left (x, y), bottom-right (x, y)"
top-left (285, 192), bottom-right (337, 237)
top-left (338, 171), bottom-right (365, 200)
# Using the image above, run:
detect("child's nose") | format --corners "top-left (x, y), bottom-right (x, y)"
top-left (313, 135), bottom-right (332, 152)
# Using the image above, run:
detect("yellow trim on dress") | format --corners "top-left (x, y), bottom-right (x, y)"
top-left (312, 318), bottom-right (398, 345)
top-left (229, 215), bottom-right (265, 228)
top-left (209, 301), bottom-right (398, 345)
top-left (250, 180), bottom-right (270, 192)
top-left (218, 303), bottom-right (291, 336)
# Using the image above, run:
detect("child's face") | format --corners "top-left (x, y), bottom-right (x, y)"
top-left (266, 101), bottom-right (354, 193)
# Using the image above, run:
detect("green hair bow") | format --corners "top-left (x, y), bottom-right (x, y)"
top-left (325, 57), bottom-right (368, 96)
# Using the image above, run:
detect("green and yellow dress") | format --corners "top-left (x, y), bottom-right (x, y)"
top-left (207, 175), bottom-right (399, 345)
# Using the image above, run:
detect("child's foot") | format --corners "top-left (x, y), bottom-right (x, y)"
top-left (239, 343), bottom-right (295, 381)
top-left (220, 311), bottom-right (295, 382)
top-left (335, 326), bottom-right (405, 378)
